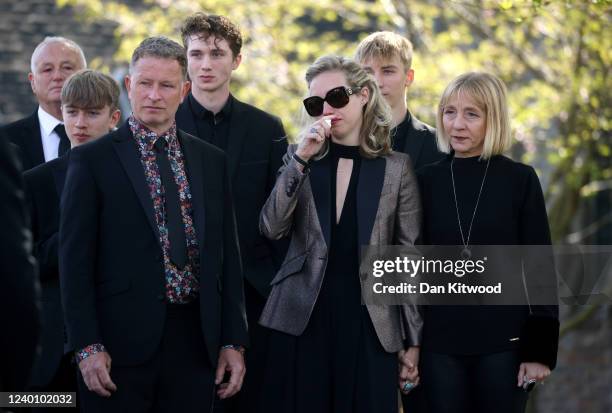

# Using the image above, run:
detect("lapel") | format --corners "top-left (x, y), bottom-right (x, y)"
top-left (23, 111), bottom-right (45, 166)
top-left (111, 123), bottom-right (161, 246)
top-left (309, 154), bottom-right (331, 248)
top-left (178, 130), bottom-right (206, 250)
top-left (225, 97), bottom-right (249, 181)
top-left (51, 152), bottom-right (70, 196)
top-left (176, 98), bottom-right (199, 137)
top-left (357, 156), bottom-right (386, 246)
top-left (402, 113), bottom-right (426, 166)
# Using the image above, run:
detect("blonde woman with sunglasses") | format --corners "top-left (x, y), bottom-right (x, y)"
top-left (257, 55), bottom-right (423, 413)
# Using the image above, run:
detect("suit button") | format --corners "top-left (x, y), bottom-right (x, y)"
top-left (157, 294), bottom-right (165, 302)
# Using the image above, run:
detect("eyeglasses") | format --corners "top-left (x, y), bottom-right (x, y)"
top-left (303, 86), bottom-right (361, 117)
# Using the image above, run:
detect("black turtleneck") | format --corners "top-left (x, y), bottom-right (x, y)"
top-left (416, 154), bottom-right (559, 369)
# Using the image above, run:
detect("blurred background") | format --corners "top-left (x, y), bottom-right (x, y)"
top-left (1, 0), bottom-right (610, 411)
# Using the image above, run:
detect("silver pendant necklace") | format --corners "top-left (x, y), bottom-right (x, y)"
top-left (450, 156), bottom-right (491, 259)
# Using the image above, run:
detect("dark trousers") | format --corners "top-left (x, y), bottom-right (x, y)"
top-left (420, 351), bottom-right (528, 413)
top-left (29, 354), bottom-right (78, 413)
top-left (78, 303), bottom-right (215, 413)
top-left (401, 382), bottom-right (428, 413)
top-left (216, 282), bottom-right (268, 413)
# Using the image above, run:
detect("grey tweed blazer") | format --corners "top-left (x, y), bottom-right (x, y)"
top-left (259, 144), bottom-right (423, 352)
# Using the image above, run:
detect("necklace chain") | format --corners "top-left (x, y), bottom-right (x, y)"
top-left (450, 157), bottom-right (491, 254)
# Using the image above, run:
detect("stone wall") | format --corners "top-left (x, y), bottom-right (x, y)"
top-left (0, 0), bottom-right (119, 124)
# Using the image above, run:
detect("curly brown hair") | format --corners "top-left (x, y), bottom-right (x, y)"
top-left (180, 13), bottom-right (242, 57)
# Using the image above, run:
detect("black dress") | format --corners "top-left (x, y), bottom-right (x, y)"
top-left (258, 142), bottom-right (397, 413)
top-left (416, 154), bottom-right (559, 413)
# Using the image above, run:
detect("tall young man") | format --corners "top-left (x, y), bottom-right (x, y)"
top-left (355, 31), bottom-right (443, 170)
top-left (177, 13), bottom-right (288, 412)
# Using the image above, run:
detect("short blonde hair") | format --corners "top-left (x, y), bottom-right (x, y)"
top-left (303, 55), bottom-right (392, 159)
top-left (354, 31), bottom-right (413, 72)
top-left (436, 72), bottom-right (511, 159)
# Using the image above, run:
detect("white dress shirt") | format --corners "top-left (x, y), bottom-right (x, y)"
top-left (38, 107), bottom-right (64, 162)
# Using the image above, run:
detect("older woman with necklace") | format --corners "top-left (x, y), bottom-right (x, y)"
top-left (416, 72), bottom-right (559, 413)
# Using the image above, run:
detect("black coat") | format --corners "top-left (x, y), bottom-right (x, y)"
top-left (393, 112), bottom-right (444, 171)
top-left (59, 122), bottom-right (248, 367)
top-left (176, 95), bottom-right (288, 296)
top-left (0, 111), bottom-right (45, 171)
top-left (0, 138), bottom-right (40, 392)
top-left (23, 155), bottom-right (69, 387)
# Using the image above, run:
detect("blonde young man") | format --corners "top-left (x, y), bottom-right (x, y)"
top-left (356, 32), bottom-right (442, 412)
top-left (23, 70), bottom-right (120, 401)
top-left (355, 31), bottom-right (443, 170)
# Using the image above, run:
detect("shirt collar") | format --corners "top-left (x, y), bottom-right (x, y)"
top-left (37, 106), bottom-right (63, 139)
top-left (128, 115), bottom-right (178, 152)
top-left (189, 93), bottom-right (233, 122)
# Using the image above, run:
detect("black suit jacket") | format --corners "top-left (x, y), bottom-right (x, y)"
top-left (23, 155), bottom-right (69, 387)
top-left (394, 112), bottom-right (444, 171)
top-left (0, 138), bottom-right (40, 392)
top-left (176, 95), bottom-right (288, 296)
top-left (59, 122), bottom-right (248, 367)
top-left (1, 111), bottom-right (45, 171)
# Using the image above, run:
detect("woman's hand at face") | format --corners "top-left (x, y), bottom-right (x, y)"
top-left (295, 116), bottom-right (334, 162)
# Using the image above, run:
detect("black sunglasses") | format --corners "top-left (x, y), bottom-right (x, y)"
top-left (303, 86), bottom-right (361, 117)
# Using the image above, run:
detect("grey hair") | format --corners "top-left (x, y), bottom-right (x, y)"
top-left (130, 36), bottom-right (187, 80)
top-left (30, 36), bottom-right (87, 72)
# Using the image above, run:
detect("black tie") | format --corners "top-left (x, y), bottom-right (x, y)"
top-left (154, 137), bottom-right (187, 269)
top-left (54, 124), bottom-right (71, 156)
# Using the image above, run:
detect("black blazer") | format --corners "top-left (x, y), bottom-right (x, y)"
top-left (59, 122), bottom-right (248, 367)
top-left (0, 111), bottom-right (45, 171)
top-left (23, 155), bottom-right (69, 387)
top-left (177, 95), bottom-right (288, 296)
top-left (0, 138), bottom-right (40, 392)
top-left (394, 112), bottom-right (444, 171)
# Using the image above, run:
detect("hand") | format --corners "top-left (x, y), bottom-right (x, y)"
top-left (517, 362), bottom-right (551, 387)
top-left (398, 347), bottom-right (420, 393)
top-left (78, 352), bottom-right (117, 397)
top-left (295, 116), bottom-right (334, 162)
top-left (215, 347), bottom-right (246, 399)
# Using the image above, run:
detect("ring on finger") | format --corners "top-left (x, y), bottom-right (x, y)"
top-left (309, 127), bottom-right (318, 134)
top-left (402, 381), bottom-right (415, 393)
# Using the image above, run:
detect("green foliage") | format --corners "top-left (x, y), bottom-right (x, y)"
top-left (58, 0), bottom-right (610, 241)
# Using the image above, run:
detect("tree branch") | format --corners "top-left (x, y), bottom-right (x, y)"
top-left (443, 0), bottom-right (560, 88)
